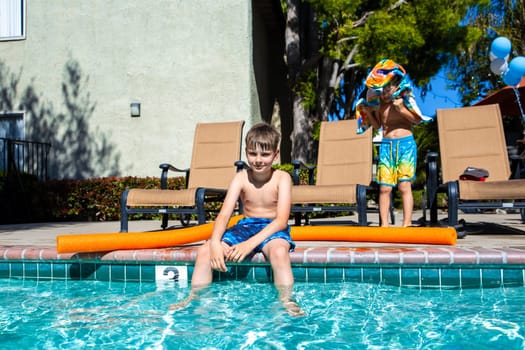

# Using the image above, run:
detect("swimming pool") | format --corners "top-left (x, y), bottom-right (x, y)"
top-left (1, 279), bottom-right (524, 349)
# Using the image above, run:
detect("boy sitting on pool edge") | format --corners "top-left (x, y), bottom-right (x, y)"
top-left (170, 122), bottom-right (304, 316)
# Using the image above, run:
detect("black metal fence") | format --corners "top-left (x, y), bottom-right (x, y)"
top-left (0, 138), bottom-right (51, 181)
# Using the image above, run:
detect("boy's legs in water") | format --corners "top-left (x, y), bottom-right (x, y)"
top-left (262, 239), bottom-right (305, 317)
top-left (168, 241), bottom-right (216, 311)
top-left (171, 238), bottom-right (305, 316)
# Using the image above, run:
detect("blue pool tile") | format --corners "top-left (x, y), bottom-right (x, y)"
top-left (361, 267), bottom-right (381, 284)
top-left (68, 263), bottom-right (99, 280)
top-left (251, 266), bottom-right (271, 282)
top-left (214, 265), bottom-right (257, 282)
top-left (1, 255), bottom-right (524, 289)
top-left (292, 267), bottom-right (308, 282)
top-left (23, 262), bottom-right (39, 279)
top-left (305, 267), bottom-right (328, 282)
top-left (0, 262), bottom-right (10, 278)
top-left (325, 267), bottom-right (345, 282)
top-left (234, 265), bottom-right (255, 281)
top-left (67, 263), bottom-right (81, 280)
top-left (52, 263), bottom-right (69, 280)
top-left (502, 268), bottom-right (525, 287)
top-left (481, 269), bottom-right (503, 288)
top-left (381, 267), bottom-right (402, 286)
top-left (401, 268), bottom-right (421, 287)
top-left (440, 268), bottom-right (461, 288)
top-left (37, 263), bottom-right (52, 280)
top-left (343, 267), bottom-right (364, 283)
top-left (186, 266), bottom-right (195, 283)
top-left (94, 264), bottom-right (109, 281)
top-left (124, 265), bottom-right (142, 282)
top-left (459, 268), bottom-right (482, 288)
top-left (9, 262), bottom-right (23, 279)
top-left (85, 263), bottom-right (100, 280)
top-left (420, 268), bottom-right (441, 288)
top-left (139, 265), bottom-right (156, 282)
top-left (110, 264), bottom-right (126, 282)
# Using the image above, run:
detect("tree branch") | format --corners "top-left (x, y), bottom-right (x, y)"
top-left (388, 0), bottom-right (408, 11)
top-left (352, 11), bottom-right (373, 28)
top-left (352, 0), bottom-right (408, 28)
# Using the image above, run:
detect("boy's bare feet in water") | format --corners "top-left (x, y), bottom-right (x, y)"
top-left (170, 286), bottom-right (306, 317)
top-left (278, 286), bottom-right (306, 317)
top-left (282, 299), bottom-right (306, 317)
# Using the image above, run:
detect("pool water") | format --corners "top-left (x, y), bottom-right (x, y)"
top-left (0, 279), bottom-right (524, 349)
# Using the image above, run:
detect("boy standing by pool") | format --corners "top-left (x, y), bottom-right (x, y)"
top-left (356, 59), bottom-right (428, 227)
top-left (171, 122), bottom-right (303, 316)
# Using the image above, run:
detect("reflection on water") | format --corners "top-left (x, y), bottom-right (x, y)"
top-left (0, 279), bottom-right (524, 349)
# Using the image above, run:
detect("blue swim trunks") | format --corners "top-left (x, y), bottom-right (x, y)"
top-left (376, 135), bottom-right (417, 187)
top-left (222, 217), bottom-right (295, 252)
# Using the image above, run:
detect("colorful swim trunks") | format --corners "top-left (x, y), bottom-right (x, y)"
top-left (221, 217), bottom-right (295, 252)
top-left (376, 135), bottom-right (417, 187)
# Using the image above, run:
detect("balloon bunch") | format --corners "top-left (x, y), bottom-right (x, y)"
top-left (490, 36), bottom-right (525, 86)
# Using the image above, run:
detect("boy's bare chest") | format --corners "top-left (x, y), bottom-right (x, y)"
top-left (245, 182), bottom-right (277, 200)
top-left (379, 103), bottom-right (405, 125)
top-left (242, 179), bottom-right (278, 208)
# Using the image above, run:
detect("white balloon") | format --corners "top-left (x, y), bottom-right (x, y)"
top-left (489, 51), bottom-right (509, 62)
top-left (490, 58), bottom-right (508, 75)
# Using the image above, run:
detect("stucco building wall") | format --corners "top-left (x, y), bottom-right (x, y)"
top-left (0, 0), bottom-right (262, 178)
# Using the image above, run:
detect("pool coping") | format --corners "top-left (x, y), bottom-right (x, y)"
top-left (1, 244), bottom-right (525, 289)
top-left (2, 244), bottom-right (525, 267)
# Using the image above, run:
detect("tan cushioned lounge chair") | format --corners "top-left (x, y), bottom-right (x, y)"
top-left (426, 104), bottom-right (525, 232)
top-left (291, 119), bottom-right (373, 226)
top-left (120, 120), bottom-right (245, 232)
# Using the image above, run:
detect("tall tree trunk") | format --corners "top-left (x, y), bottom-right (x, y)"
top-left (317, 57), bottom-right (337, 121)
top-left (286, 0), bottom-right (313, 162)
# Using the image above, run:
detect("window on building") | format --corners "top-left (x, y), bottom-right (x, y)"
top-left (0, 0), bottom-right (25, 41)
top-left (0, 112), bottom-right (25, 139)
top-left (0, 112), bottom-right (25, 173)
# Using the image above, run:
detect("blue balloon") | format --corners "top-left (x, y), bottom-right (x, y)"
top-left (508, 56), bottom-right (525, 76)
top-left (502, 69), bottom-right (522, 86)
top-left (490, 37), bottom-right (512, 59)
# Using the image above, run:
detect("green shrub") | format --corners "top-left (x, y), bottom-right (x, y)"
top-left (0, 175), bottom-right (185, 224)
top-left (0, 163), bottom-right (442, 224)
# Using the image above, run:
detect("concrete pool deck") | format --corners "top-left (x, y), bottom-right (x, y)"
top-left (0, 210), bottom-right (523, 249)
top-left (0, 210), bottom-right (524, 288)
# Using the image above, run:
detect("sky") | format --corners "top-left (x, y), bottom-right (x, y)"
top-left (413, 73), bottom-right (463, 118)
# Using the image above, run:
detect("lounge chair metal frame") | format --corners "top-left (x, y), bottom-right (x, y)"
top-left (120, 120), bottom-right (245, 232)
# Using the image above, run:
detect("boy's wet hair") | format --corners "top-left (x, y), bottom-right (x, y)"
top-left (388, 74), bottom-right (403, 88)
top-left (245, 122), bottom-right (280, 152)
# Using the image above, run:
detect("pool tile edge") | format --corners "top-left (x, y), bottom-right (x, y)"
top-left (1, 245), bottom-right (525, 288)
top-left (2, 245), bottom-right (525, 266)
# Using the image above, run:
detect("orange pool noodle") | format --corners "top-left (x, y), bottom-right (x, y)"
top-left (56, 215), bottom-right (243, 254)
top-left (291, 225), bottom-right (456, 245)
top-left (57, 216), bottom-right (456, 254)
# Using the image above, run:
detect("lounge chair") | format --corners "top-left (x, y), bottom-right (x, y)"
top-left (290, 119), bottom-right (374, 226)
top-left (425, 104), bottom-right (525, 234)
top-left (120, 120), bottom-right (245, 232)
